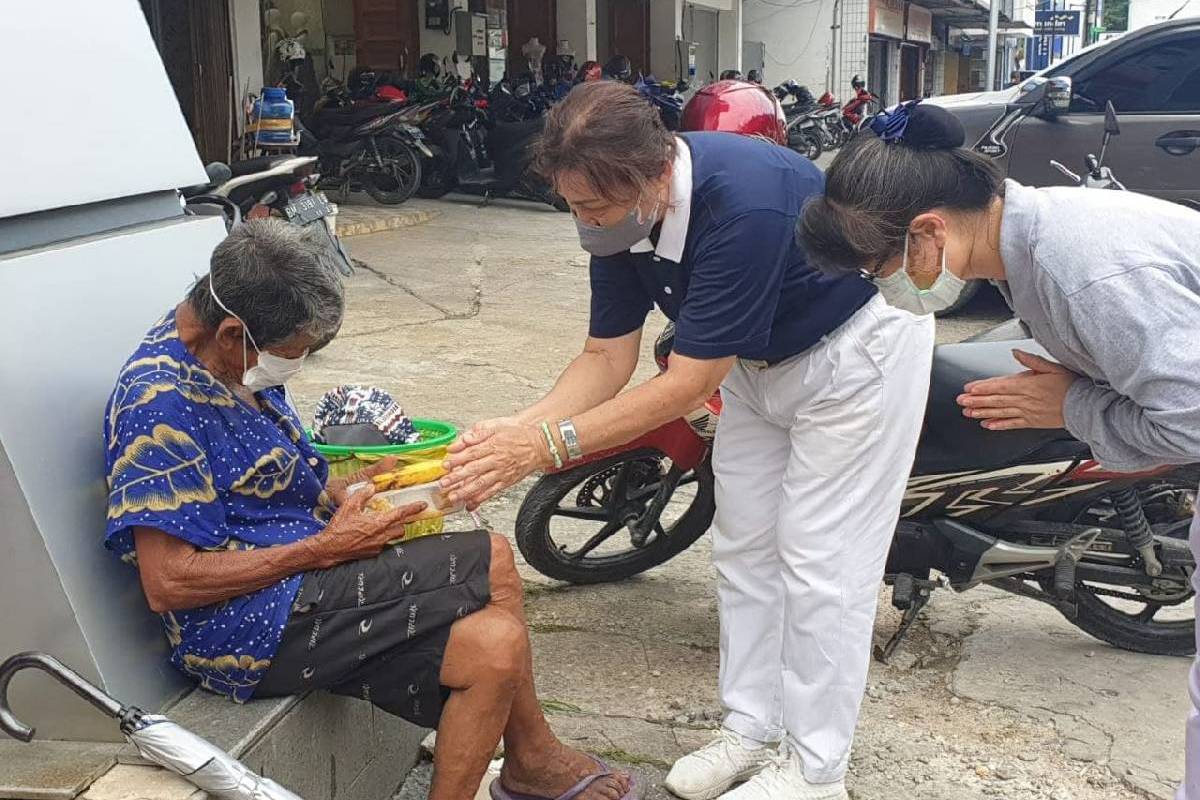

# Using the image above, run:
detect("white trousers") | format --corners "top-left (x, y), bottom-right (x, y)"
top-left (712, 295), bottom-right (934, 784)
top-left (1181, 509), bottom-right (1200, 800)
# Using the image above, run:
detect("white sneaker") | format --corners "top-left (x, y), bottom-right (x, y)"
top-left (719, 743), bottom-right (848, 800)
top-left (664, 728), bottom-right (777, 800)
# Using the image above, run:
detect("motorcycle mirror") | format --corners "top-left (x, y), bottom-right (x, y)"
top-left (204, 162), bottom-right (232, 185)
top-left (1103, 100), bottom-right (1121, 136)
top-left (1041, 76), bottom-right (1072, 117)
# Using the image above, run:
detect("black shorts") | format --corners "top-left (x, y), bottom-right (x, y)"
top-left (255, 531), bottom-right (491, 728)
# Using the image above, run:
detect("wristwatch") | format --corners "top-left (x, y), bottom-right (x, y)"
top-left (557, 419), bottom-right (583, 461)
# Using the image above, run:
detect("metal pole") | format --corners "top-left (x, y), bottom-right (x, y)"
top-left (986, 0), bottom-right (1001, 90)
top-left (831, 0), bottom-right (842, 95)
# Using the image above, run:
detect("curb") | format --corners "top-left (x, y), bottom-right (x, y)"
top-left (335, 207), bottom-right (438, 238)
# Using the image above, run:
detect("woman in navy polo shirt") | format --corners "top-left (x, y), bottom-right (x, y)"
top-left (442, 82), bottom-right (934, 800)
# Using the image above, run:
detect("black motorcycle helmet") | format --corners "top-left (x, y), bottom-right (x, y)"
top-left (719, 69), bottom-right (743, 81)
top-left (602, 54), bottom-right (633, 82)
top-left (851, 74), bottom-right (866, 90)
top-left (418, 53), bottom-right (441, 78)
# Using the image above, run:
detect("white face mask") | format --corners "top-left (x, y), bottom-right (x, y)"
top-left (875, 233), bottom-right (966, 315)
top-left (208, 276), bottom-right (308, 391)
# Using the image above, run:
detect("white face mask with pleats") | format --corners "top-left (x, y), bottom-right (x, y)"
top-left (208, 276), bottom-right (308, 391)
top-left (874, 232), bottom-right (966, 315)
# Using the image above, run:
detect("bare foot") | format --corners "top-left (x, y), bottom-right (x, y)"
top-left (500, 742), bottom-right (632, 799)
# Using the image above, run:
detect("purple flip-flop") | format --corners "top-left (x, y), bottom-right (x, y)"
top-left (489, 757), bottom-right (639, 800)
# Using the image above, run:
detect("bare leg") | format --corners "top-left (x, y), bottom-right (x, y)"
top-left (486, 534), bottom-right (630, 799)
top-left (432, 604), bottom-right (525, 800)
top-left (431, 534), bottom-right (631, 800)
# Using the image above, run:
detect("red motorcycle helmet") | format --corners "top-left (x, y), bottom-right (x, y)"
top-left (681, 79), bottom-right (787, 145)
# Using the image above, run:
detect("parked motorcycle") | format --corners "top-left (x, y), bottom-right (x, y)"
top-left (301, 78), bottom-right (429, 205)
top-left (180, 154), bottom-right (353, 277)
top-left (416, 83), bottom-right (567, 210)
top-left (513, 109), bottom-right (1198, 660)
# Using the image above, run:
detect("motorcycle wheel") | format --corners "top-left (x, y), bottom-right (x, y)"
top-left (1059, 477), bottom-right (1196, 656)
top-left (790, 133), bottom-right (822, 161)
top-left (360, 139), bottom-right (422, 205)
top-left (515, 449), bottom-right (715, 584)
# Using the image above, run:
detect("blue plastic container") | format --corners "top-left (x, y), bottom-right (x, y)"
top-left (252, 87), bottom-right (295, 145)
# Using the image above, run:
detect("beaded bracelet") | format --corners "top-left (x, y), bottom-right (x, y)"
top-left (540, 421), bottom-right (564, 469)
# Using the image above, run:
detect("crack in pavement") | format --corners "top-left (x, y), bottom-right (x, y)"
top-left (355, 259), bottom-right (483, 321)
top-left (453, 359), bottom-right (541, 390)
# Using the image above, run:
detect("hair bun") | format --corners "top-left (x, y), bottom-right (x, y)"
top-left (867, 99), bottom-right (965, 150)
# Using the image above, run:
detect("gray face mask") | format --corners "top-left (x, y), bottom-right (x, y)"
top-left (575, 197), bottom-right (662, 257)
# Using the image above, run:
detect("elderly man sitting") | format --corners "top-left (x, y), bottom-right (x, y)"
top-left (103, 219), bottom-right (633, 800)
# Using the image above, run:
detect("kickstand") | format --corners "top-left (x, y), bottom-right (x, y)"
top-left (874, 591), bottom-right (929, 664)
top-left (479, 191), bottom-right (493, 208)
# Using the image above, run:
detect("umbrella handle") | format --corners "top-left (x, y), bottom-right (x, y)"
top-left (0, 652), bottom-right (130, 742)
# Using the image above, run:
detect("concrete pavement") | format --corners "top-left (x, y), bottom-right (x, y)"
top-left (286, 197), bottom-right (1188, 800)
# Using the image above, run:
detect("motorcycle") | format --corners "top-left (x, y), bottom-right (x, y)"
top-left (300, 78), bottom-right (429, 205)
top-left (179, 155), bottom-right (353, 278)
top-left (513, 109), bottom-right (1198, 660)
top-left (416, 82), bottom-right (567, 210)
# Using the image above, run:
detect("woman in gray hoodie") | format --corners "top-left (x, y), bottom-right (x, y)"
top-left (800, 101), bottom-right (1200, 800)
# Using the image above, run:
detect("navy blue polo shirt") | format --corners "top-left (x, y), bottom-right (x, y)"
top-left (588, 132), bottom-right (875, 362)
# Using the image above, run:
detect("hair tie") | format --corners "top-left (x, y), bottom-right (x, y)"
top-left (867, 99), bottom-right (965, 150)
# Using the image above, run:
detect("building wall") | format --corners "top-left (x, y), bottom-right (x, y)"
top-left (841, 0), bottom-right (871, 97)
top-left (322, 0), bottom-right (357, 75)
top-left (743, 0), bottom-right (836, 90)
top-left (230, 0), bottom-right (265, 103)
top-left (650, 0), bottom-right (683, 78)
top-left (557, 0), bottom-right (597, 59)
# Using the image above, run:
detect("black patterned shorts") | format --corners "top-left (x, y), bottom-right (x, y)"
top-left (254, 531), bottom-right (491, 728)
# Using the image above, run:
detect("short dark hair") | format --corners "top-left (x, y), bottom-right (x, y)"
top-left (534, 81), bottom-right (675, 203)
top-left (798, 132), bottom-right (1002, 276)
top-left (186, 218), bottom-right (345, 348)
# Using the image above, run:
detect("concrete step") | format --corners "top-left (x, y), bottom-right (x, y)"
top-left (334, 202), bottom-right (439, 238)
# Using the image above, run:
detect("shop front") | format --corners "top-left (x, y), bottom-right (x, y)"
top-left (868, 0), bottom-right (905, 104)
top-left (902, 2), bottom-right (931, 99)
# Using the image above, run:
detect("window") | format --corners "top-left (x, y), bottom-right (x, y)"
top-left (1071, 34), bottom-right (1200, 114)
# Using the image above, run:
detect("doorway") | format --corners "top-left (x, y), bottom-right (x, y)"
top-left (683, 4), bottom-right (719, 84)
top-left (353, 0), bottom-right (420, 74)
top-left (139, 0), bottom-right (234, 164)
top-left (899, 43), bottom-right (921, 100)
top-left (868, 37), bottom-right (891, 105)
top-left (608, 0), bottom-right (650, 76)
top-left (507, 0), bottom-right (557, 77)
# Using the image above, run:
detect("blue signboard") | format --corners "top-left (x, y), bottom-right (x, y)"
top-left (1035, 9), bottom-right (1081, 35)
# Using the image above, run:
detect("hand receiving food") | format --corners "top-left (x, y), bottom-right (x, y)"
top-left (309, 485), bottom-right (426, 567)
top-left (326, 455), bottom-right (400, 506)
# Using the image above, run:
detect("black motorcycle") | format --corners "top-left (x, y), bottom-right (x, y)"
top-left (513, 111), bottom-right (1197, 660)
top-left (416, 84), bottom-right (567, 210)
top-left (300, 80), bottom-right (428, 205)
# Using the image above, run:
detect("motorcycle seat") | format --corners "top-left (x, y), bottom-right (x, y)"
top-left (914, 338), bottom-right (1087, 475)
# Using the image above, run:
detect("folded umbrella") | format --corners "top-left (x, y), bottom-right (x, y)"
top-left (0, 652), bottom-right (302, 800)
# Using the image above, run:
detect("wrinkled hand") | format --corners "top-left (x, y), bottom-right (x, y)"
top-left (326, 456), bottom-right (400, 506)
top-left (309, 485), bottom-right (426, 567)
top-left (440, 420), bottom-right (553, 509)
top-left (957, 350), bottom-right (1078, 431)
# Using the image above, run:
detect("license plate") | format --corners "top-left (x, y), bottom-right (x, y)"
top-left (284, 192), bottom-right (332, 225)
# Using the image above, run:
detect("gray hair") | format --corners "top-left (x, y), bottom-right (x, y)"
top-left (186, 218), bottom-right (345, 348)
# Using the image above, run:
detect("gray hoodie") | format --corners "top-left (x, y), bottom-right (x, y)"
top-left (998, 180), bottom-right (1200, 472)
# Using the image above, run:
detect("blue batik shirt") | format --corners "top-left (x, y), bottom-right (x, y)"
top-left (104, 310), bottom-right (336, 701)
